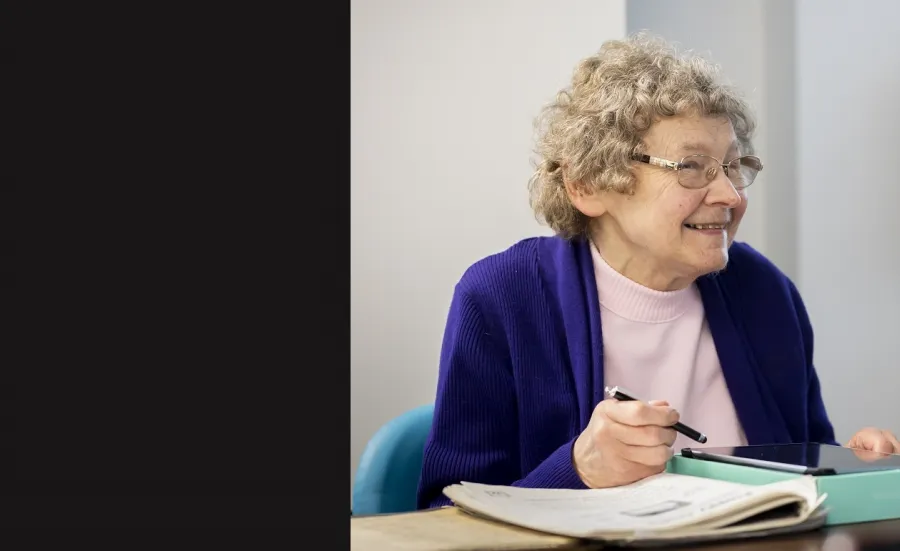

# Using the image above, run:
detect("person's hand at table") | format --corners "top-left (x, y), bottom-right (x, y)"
top-left (572, 399), bottom-right (679, 489)
top-left (846, 427), bottom-right (900, 461)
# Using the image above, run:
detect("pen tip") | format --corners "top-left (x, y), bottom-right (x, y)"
top-left (698, 435), bottom-right (708, 444)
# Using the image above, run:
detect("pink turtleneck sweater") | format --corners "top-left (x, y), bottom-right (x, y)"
top-left (590, 242), bottom-right (747, 452)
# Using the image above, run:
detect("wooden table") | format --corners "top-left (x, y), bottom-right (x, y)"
top-left (351, 508), bottom-right (900, 550)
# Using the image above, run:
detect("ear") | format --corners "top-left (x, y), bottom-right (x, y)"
top-left (564, 177), bottom-right (607, 218)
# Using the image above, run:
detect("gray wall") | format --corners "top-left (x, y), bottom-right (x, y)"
top-left (796, 0), bottom-right (900, 440)
top-left (351, 0), bottom-right (627, 487)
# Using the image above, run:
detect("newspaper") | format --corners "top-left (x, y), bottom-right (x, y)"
top-left (442, 472), bottom-right (824, 541)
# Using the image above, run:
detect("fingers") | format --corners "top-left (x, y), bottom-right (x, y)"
top-left (847, 428), bottom-right (875, 450)
top-left (576, 399), bottom-right (679, 488)
top-left (599, 402), bottom-right (677, 468)
top-left (604, 399), bottom-right (680, 428)
top-left (610, 421), bottom-right (677, 447)
top-left (619, 442), bottom-right (675, 467)
top-left (873, 436), bottom-right (894, 454)
top-left (883, 431), bottom-right (900, 454)
top-left (847, 427), bottom-right (900, 455)
top-left (852, 447), bottom-right (886, 463)
top-left (869, 430), bottom-right (900, 454)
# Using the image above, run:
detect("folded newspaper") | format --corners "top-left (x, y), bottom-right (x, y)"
top-left (442, 472), bottom-right (828, 545)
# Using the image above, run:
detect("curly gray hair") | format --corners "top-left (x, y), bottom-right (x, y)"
top-left (527, 33), bottom-right (757, 239)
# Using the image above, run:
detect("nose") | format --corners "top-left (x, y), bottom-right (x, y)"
top-left (703, 170), bottom-right (742, 208)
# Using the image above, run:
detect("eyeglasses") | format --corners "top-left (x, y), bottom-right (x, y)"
top-left (632, 153), bottom-right (763, 190)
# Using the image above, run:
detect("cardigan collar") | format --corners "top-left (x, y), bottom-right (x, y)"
top-left (538, 236), bottom-right (791, 444)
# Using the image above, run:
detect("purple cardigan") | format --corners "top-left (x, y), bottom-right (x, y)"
top-left (416, 236), bottom-right (837, 509)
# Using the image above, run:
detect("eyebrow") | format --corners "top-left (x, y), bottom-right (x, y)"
top-left (675, 141), bottom-right (740, 157)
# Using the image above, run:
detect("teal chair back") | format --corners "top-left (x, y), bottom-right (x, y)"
top-left (352, 403), bottom-right (434, 515)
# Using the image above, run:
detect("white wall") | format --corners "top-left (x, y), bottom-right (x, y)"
top-left (351, 0), bottom-right (626, 485)
top-left (796, 0), bottom-right (900, 441)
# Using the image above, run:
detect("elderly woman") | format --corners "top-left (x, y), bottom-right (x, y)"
top-left (415, 34), bottom-right (899, 509)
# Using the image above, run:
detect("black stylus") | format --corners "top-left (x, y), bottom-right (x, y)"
top-left (604, 385), bottom-right (709, 444)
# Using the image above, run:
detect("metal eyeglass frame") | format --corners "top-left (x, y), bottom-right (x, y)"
top-left (632, 153), bottom-right (764, 190)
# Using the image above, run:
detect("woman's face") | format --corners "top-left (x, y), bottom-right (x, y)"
top-left (573, 114), bottom-right (748, 291)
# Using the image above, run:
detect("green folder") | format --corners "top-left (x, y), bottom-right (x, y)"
top-left (667, 453), bottom-right (900, 525)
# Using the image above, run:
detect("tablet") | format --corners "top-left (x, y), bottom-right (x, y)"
top-left (680, 443), bottom-right (900, 476)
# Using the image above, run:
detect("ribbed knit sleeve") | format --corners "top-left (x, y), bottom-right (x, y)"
top-left (416, 284), bottom-right (587, 510)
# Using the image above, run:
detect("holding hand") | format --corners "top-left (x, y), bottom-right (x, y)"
top-left (572, 398), bottom-right (679, 489)
top-left (846, 427), bottom-right (900, 456)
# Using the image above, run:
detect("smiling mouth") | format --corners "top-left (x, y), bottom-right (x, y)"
top-left (684, 223), bottom-right (728, 230)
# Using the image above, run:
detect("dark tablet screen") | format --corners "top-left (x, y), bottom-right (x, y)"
top-left (680, 443), bottom-right (900, 476)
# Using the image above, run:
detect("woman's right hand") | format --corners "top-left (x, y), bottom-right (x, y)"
top-left (572, 398), bottom-right (679, 488)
